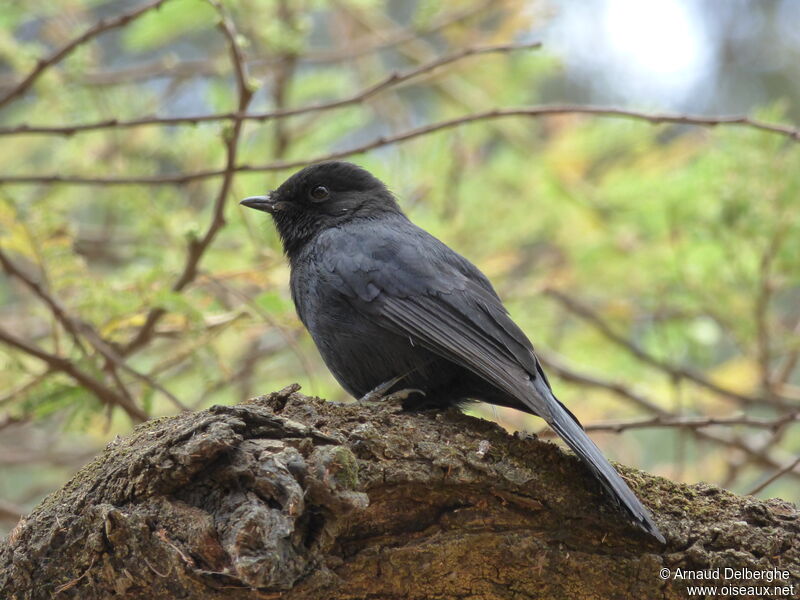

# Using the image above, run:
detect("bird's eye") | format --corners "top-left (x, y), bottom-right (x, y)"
top-left (309, 185), bottom-right (330, 202)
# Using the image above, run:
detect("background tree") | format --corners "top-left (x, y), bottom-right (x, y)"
top-left (0, 0), bottom-right (798, 539)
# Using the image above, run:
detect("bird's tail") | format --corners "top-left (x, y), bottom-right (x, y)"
top-left (541, 384), bottom-right (665, 544)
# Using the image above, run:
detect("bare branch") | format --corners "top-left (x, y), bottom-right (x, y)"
top-left (0, 326), bottom-right (148, 422)
top-left (543, 289), bottom-right (792, 409)
top-left (270, 0), bottom-right (300, 158)
top-left (0, 0), bottom-right (170, 111)
top-left (0, 251), bottom-right (88, 354)
top-left (8, 0), bottom-right (494, 89)
top-left (0, 446), bottom-right (97, 467)
top-left (144, 312), bottom-right (246, 382)
top-left (754, 229), bottom-right (787, 396)
top-left (748, 455), bottom-right (800, 495)
top-left (202, 273), bottom-right (317, 388)
top-left (0, 42), bottom-right (541, 137)
top-left (578, 412), bottom-right (800, 433)
top-left (538, 350), bottom-right (669, 416)
top-left (297, 0), bottom-right (495, 65)
top-left (774, 315), bottom-right (800, 388)
top-left (536, 350), bottom-right (800, 481)
top-left (1, 105), bottom-right (798, 186)
top-left (74, 57), bottom-right (221, 86)
top-left (0, 248), bottom-right (188, 412)
top-left (121, 1), bottom-right (255, 357)
top-left (0, 370), bottom-right (54, 408)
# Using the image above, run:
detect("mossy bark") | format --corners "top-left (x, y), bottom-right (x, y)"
top-left (1, 385), bottom-right (798, 599)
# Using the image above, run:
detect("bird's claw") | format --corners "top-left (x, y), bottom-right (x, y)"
top-left (385, 388), bottom-right (425, 403)
top-left (358, 387), bottom-right (425, 404)
top-left (358, 374), bottom-right (405, 404)
top-left (358, 374), bottom-right (425, 404)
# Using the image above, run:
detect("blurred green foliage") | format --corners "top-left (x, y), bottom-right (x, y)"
top-left (0, 0), bottom-right (798, 533)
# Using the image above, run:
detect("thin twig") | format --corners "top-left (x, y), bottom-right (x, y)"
top-left (0, 0), bottom-right (169, 111)
top-left (270, 0), bottom-right (300, 158)
top-left (1, 105), bottom-right (798, 186)
top-left (0, 42), bottom-right (541, 137)
top-left (754, 229), bottom-right (786, 396)
top-left (17, 0), bottom-right (494, 88)
top-left (0, 370), bottom-right (54, 407)
top-left (723, 422), bottom-right (795, 489)
top-left (203, 273), bottom-right (317, 388)
top-left (578, 412), bottom-right (800, 433)
top-left (0, 250), bottom-right (88, 355)
top-left (121, 1), bottom-right (255, 356)
top-left (145, 313), bottom-right (245, 381)
top-left (542, 351), bottom-right (798, 446)
top-left (773, 315), bottom-right (800, 388)
top-left (544, 289), bottom-right (792, 408)
top-left (748, 455), bottom-right (800, 495)
top-left (536, 350), bottom-right (799, 479)
top-left (294, 0), bottom-right (495, 65)
top-left (0, 326), bottom-right (147, 422)
top-left (74, 57), bottom-right (221, 86)
top-left (538, 350), bottom-right (669, 416)
top-left (0, 248), bottom-right (188, 412)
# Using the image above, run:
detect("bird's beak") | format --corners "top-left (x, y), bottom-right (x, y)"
top-left (240, 194), bottom-right (277, 213)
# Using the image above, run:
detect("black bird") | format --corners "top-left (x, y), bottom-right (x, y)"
top-left (241, 161), bottom-right (665, 544)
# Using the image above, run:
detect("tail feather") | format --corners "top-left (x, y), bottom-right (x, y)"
top-left (545, 391), bottom-right (665, 544)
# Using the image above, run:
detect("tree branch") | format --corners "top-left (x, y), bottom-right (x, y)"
top-left (1, 105), bottom-right (797, 186)
top-left (0, 42), bottom-right (541, 137)
top-left (14, 0), bottom-right (494, 88)
top-left (0, 326), bottom-right (147, 422)
top-left (1, 387), bottom-right (797, 599)
top-left (576, 412), bottom-right (800, 433)
top-left (0, 248), bottom-right (188, 412)
top-left (748, 455), bottom-right (800, 495)
top-left (0, 0), bottom-right (169, 111)
top-left (543, 288), bottom-right (795, 409)
top-left (120, 1), bottom-right (255, 356)
top-left (536, 350), bottom-right (800, 481)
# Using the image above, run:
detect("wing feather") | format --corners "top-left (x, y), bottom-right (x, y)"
top-left (375, 288), bottom-right (553, 419)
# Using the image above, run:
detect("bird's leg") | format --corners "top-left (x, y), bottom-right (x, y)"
top-left (385, 387), bottom-right (426, 403)
top-left (358, 374), bottom-right (405, 404)
top-left (358, 371), bottom-right (425, 404)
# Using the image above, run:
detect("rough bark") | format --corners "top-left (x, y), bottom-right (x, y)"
top-left (1, 385), bottom-right (798, 599)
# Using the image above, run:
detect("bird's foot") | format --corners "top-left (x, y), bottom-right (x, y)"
top-left (358, 374), bottom-right (425, 405)
top-left (358, 375), bottom-right (404, 404)
top-left (359, 387), bottom-right (425, 405)
top-left (384, 388), bottom-right (426, 403)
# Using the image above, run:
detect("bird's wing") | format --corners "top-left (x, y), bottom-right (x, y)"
top-left (383, 286), bottom-right (554, 414)
top-left (320, 222), bottom-right (554, 418)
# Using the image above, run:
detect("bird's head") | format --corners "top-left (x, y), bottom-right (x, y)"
top-left (241, 161), bottom-right (401, 254)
